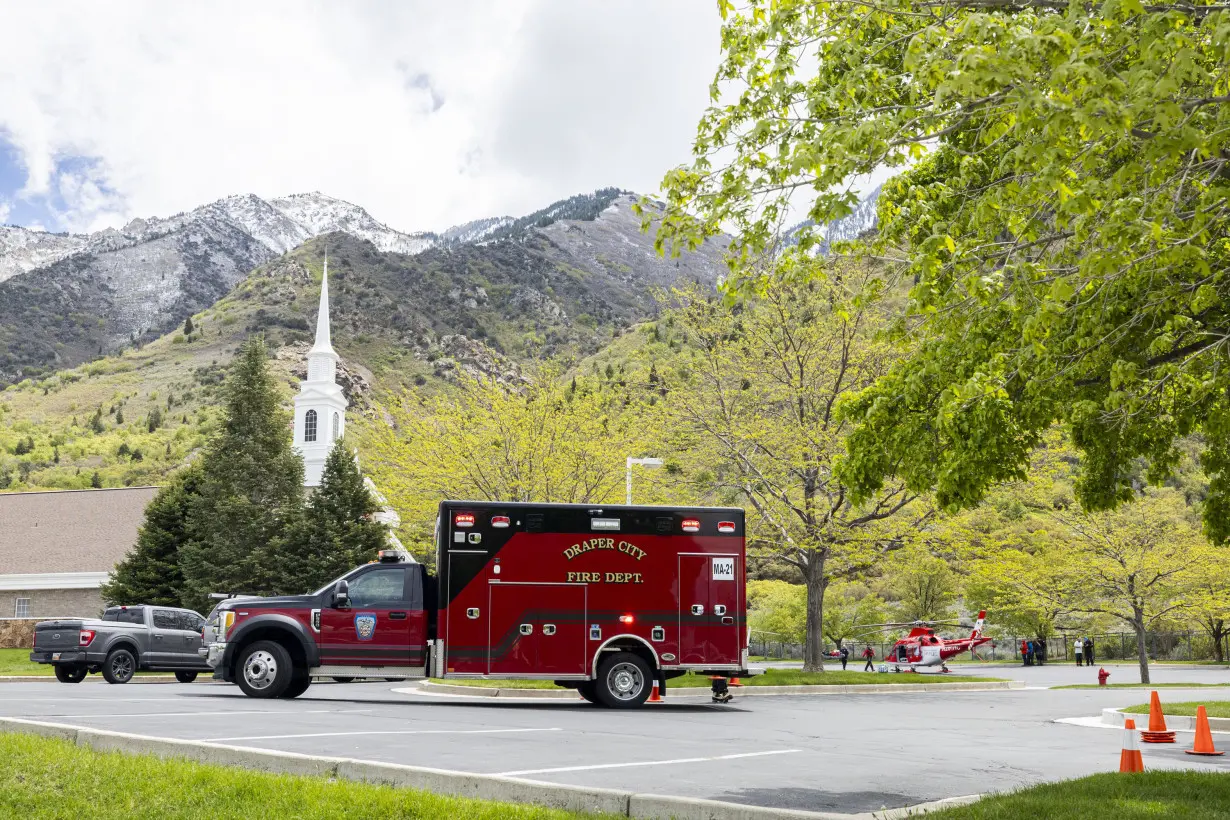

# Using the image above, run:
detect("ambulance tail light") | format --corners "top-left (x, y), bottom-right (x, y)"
top-left (717, 521), bottom-right (736, 534)
top-left (619, 614), bottom-right (635, 625)
top-left (454, 513), bottom-right (476, 528)
top-left (79, 629), bottom-right (96, 646)
top-left (220, 610), bottom-right (236, 637)
top-left (491, 515), bottom-right (511, 528)
top-left (681, 518), bottom-right (701, 533)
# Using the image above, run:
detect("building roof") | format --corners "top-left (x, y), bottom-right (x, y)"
top-left (0, 487), bottom-right (158, 574)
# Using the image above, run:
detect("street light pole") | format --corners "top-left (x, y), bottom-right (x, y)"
top-left (625, 457), bottom-right (664, 505)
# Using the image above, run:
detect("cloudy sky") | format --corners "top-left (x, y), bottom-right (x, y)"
top-left (0, 2), bottom-right (721, 234)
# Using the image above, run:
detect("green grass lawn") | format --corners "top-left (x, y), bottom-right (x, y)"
top-left (925, 772), bottom-right (1230, 819)
top-left (1053, 682), bottom-right (1230, 690)
top-left (433, 668), bottom-right (1006, 690)
top-left (1122, 701), bottom-right (1230, 719)
top-left (0, 648), bottom-right (52, 676)
top-left (0, 732), bottom-right (610, 820)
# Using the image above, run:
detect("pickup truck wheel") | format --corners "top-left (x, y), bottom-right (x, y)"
top-left (102, 649), bottom-right (136, 684)
top-left (235, 641), bottom-right (292, 698)
top-left (577, 681), bottom-right (599, 703)
top-left (175, 671), bottom-right (198, 683)
top-left (54, 664), bottom-right (87, 684)
top-left (595, 652), bottom-right (652, 709)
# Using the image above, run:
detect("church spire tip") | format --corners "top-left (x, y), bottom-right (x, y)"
top-left (311, 250), bottom-right (334, 355)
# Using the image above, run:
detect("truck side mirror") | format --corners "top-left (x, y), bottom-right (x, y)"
top-left (332, 580), bottom-right (351, 609)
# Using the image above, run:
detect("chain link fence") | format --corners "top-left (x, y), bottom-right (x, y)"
top-left (750, 631), bottom-right (1230, 664)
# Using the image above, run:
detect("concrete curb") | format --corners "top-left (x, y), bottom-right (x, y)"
top-left (417, 680), bottom-right (1024, 699)
top-left (1101, 707), bottom-right (1230, 733)
top-left (0, 716), bottom-right (976, 819)
top-left (0, 675), bottom-right (185, 683)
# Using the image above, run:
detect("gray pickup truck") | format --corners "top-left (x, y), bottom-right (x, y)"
top-left (30, 605), bottom-right (212, 684)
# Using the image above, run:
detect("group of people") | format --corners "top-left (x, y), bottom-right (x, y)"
top-left (1073, 636), bottom-right (1096, 666)
top-left (1019, 639), bottom-right (1047, 666)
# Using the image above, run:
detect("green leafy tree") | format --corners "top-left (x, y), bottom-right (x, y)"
top-left (822, 582), bottom-right (886, 650)
top-left (179, 337), bottom-right (305, 610)
top-left (653, 0), bottom-right (1230, 543)
top-left (659, 273), bottom-right (927, 671)
top-left (276, 440), bottom-right (388, 593)
top-left (100, 465), bottom-right (202, 607)
top-left (879, 544), bottom-right (960, 624)
top-left (747, 580), bottom-right (806, 646)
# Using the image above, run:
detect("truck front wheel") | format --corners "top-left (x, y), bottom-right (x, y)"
top-left (595, 652), bottom-right (652, 708)
top-left (235, 641), bottom-right (292, 698)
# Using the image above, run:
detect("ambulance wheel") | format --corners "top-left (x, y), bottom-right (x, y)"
top-left (595, 652), bottom-right (652, 709)
top-left (577, 681), bottom-right (600, 704)
top-left (175, 671), bottom-right (198, 683)
top-left (280, 673), bottom-right (311, 699)
top-left (332, 677), bottom-right (355, 683)
top-left (235, 640), bottom-right (292, 698)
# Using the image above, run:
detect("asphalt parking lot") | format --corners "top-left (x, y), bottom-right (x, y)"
top-left (2, 665), bottom-right (1228, 814)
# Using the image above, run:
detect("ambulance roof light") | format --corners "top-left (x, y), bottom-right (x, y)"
top-left (717, 521), bottom-right (737, 533)
top-left (491, 515), bottom-right (511, 528)
top-left (454, 513), bottom-right (476, 528)
top-left (681, 518), bottom-right (701, 533)
top-left (619, 614), bottom-right (634, 624)
top-left (591, 518), bottom-right (621, 531)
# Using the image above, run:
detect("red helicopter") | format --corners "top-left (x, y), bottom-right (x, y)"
top-left (856, 610), bottom-right (990, 673)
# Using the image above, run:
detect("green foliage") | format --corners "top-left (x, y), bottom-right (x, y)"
top-left (822, 582), bottom-right (886, 648)
top-left (655, 0), bottom-right (1230, 544)
top-left (748, 580), bottom-right (806, 645)
top-left (100, 465), bottom-right (202, 607)
top-left (879, 545), bottom-right (959, 624)
top-left (179, 337), bottom-right (305, 610)
top-left (275, 441), bottom-right (388, 594)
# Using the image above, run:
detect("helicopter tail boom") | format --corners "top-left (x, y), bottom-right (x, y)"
top-left (970, 610), bottom-right (986, 639)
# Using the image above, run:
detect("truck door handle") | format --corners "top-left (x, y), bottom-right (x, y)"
top-left (714, 605), bottom-right (727, 616)
top-left (690, 605), bottom-right (704, 615)
top-left (389, 612), bottom-right (407, 620)
top-left (519, 624), bottom-right (533, 635)
top-left (543, 624), bottom-right (556, 636)
top-left (721, 617), bottom-right (735, 625)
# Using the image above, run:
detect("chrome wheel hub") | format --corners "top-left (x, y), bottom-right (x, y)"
top-left (608, 662), bottom-right (643, 701)
top-left (244, 650), bottom-right (278, 690)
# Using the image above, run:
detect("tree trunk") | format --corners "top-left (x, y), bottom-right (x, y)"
top-left (1210, 620), bottom-right (1226, 664)
top-left (1133, 608), bottom-right (1150, 685)
top-left (803, 557), bottom-right (827, 673)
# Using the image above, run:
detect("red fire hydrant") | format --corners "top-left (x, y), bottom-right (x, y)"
top-left (1098, 667), bottom-right (1110, 686)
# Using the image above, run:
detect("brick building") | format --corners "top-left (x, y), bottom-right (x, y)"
top-left (0, 486), bottom-right (157, 620)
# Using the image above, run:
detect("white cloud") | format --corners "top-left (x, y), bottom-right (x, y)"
top-left (0, 1), bottom-right (721, 234)
top-left (0, 201), bottom-right (9, 224)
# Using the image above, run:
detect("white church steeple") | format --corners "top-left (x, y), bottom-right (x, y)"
top-left (294, 252), bottom-right (348, 487)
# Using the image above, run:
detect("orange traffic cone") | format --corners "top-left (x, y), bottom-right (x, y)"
top-left (648, 680), bottom-right (663, 703)
top-left (1119, 718), bottom-right (1145, 772)
top-left (1185, 706), bottom-right (1225, 756)
top-left (1140, 690), bottom-right (1176, 743)
top-left (729, 677), bottom-right (744, 687)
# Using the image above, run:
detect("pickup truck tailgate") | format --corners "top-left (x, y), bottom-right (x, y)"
top-left (33, 621), bottom-right (85, 651)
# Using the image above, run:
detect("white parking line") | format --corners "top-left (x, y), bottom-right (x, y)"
top-left (40, 709), bottom-right (372, 719)
top-left (496, 749), bottom-right (801, 776)
top-left (201, 727), bottom-right (562, 742)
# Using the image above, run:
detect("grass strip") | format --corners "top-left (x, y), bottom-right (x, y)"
top-left (0, 648), bottom-right (53, 676)
top-left (433, 668), bottom-right (1006, 689)
top-left (1121, 701), bottom-right (1230, 719)
top-left (1052, 682), bottom-right (1230, 690)
top-left (0, 732), bottom-right (610, 820)
top-left (925, 771), bottom-right (1230, 819)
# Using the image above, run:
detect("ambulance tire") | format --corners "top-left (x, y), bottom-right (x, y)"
top-left (577, 681), bottom-right (600, 704)
top-left (595, 652), bottom-right (652, 709)
top-left (281, 672), bottom-right (311, 699)
top-left (235, 640), bottom-right (292, 698)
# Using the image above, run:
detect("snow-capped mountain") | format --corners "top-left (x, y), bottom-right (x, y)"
top-left (0, 192), bottom-right (433, 284)
top-left (783, 184), bottom-right (881, 253)
top-left (0, 226), bottom-right (88, 282)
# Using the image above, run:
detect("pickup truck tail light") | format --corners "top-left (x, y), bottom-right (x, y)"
top-left (79, 630), bottom-right (96, 646)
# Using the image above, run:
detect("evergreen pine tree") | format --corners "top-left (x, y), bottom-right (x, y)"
top-left (116, 407), bottom-right (124, 424)
top-left (100, 465), bottom-right (202, 607)
top-left (183, 316), bottom-right (194, 335)
top-left (275, 441), bottom-right (387, 593)
top-left (90, 409), bottom-right (105, 434)
top-left (179, 337), bottom-right (306, 610)
top-left (90, 471), bottom-right (102, 488)
top-left (147, 406), bottom-right (163, 433)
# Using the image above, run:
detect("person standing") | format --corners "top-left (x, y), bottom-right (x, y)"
top-left (1036, 639), bottom-right (1046, 666)
top-left (862, 644), bottom-right (876, 671)
top-left (1021, 639), bottom-right (1029, 666)
top-left (1084, 637), bottom-right (1094, 665)
top-left (839, 644), bottom-right (850, 670)
top-left (1074, 637), bottom-right (1084, 666)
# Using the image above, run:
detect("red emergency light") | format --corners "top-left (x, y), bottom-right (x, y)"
top-left (491, 515), bottom-right (511, 528)
top-left (681, 518), bottom-right (701, 533)
top-left (619, 614), bottom-right (635, 624)
top-left (454, 513), bottom-right (476, 528)
top-left (717, 521), bottom-right (736, 533)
